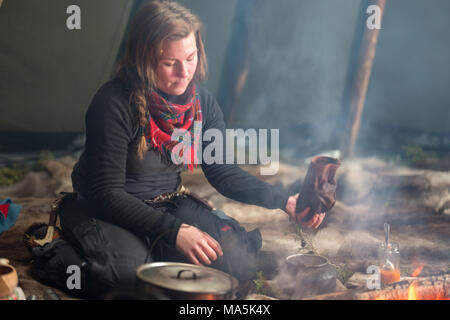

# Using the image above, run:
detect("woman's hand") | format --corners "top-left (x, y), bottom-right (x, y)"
top-left (176, 224), bottom-right (223, 266)
top-left (285, 193), bottom-right (326, 229)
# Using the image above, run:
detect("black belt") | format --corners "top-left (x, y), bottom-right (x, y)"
top-left (143, 185), bottom-right (215, 210)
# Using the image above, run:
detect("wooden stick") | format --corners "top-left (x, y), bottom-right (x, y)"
top-left (340, 0), bottom-right (387, 159)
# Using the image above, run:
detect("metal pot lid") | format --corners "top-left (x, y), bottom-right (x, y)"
top-left (136, 262), bottom-right (238, 294)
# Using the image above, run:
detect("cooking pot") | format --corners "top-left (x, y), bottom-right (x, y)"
top-left (275, 254), bottom-right (337, 299)
top-left (135, 262), bottom-right (239, 300)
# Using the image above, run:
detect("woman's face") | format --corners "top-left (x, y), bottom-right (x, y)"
top-left (155, 32), bottom-right (198, 96)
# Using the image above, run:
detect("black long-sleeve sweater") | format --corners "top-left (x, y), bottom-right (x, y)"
top-left (71, 78), bottom-right (292, 245)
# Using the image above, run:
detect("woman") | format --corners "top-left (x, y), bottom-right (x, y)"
top-left (55, 0), bottom-right (325, 298)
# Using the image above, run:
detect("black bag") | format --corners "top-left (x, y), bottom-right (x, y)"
top-left (29, 238), bottom-right (98, 299)
top-left (164, 195), bottom-right (262, 283)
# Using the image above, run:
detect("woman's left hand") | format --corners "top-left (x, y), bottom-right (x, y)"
top-left (285, 193), bottom-right (326, 229)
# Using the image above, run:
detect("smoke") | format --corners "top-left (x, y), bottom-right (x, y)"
top-left (213, 0), bottom-right (450, 161)
top-left (366, 0), bottom-right (450, 128)
top-left (228, 0), bottom-right (360, 157)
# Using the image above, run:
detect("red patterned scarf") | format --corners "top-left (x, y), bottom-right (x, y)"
top-left (144, 85), bottom-right (202, 172)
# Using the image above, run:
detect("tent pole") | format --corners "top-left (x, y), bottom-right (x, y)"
top-left (340, 0), bottom-right (387, 159)
top-left (216, 0), bottom-right (264, 127)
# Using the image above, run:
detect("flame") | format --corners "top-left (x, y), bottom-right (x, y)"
top-left (408, 282), bottom-right (418, 300)
top-left (373, 281), bottom-right (449, 300)
top-left (406, 281), bottom-right (449, 300)
top-left (411, 264), bottom-right (424, 277)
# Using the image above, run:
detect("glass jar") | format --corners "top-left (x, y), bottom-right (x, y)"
top-left (377, 242), bottom-right (400, 284)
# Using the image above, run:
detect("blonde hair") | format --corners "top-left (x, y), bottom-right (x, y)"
top-left (116, 0), bottom-right (207, 159)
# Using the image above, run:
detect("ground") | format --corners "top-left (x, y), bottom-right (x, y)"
top-left (0, 156), bottom-right (449, 299)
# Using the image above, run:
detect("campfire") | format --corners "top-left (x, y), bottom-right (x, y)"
top-left (374, 263), bottom-right (449, 300)
top-left (377, 277), bottom-right (450, 301)
top-left (305, 262), bottom-right (450, 300)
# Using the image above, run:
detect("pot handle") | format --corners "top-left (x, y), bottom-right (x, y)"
top-left (177, 269), bottom-right (197, 280)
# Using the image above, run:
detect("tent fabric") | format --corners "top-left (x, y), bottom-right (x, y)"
top-left (0, 0), bottom-right (135, 132)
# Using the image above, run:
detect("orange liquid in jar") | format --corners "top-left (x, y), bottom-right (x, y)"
top-left (380, 268), bottom-right (401, 284)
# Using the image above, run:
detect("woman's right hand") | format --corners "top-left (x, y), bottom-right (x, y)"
top-left (175, 224), bottom-right (223, 266)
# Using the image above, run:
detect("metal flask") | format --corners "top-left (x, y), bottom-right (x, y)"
top-left (135, 262), bottom-right (239, 300)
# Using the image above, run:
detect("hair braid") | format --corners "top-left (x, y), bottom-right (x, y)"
top-left (132, 88), bottom-right (149, 160)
